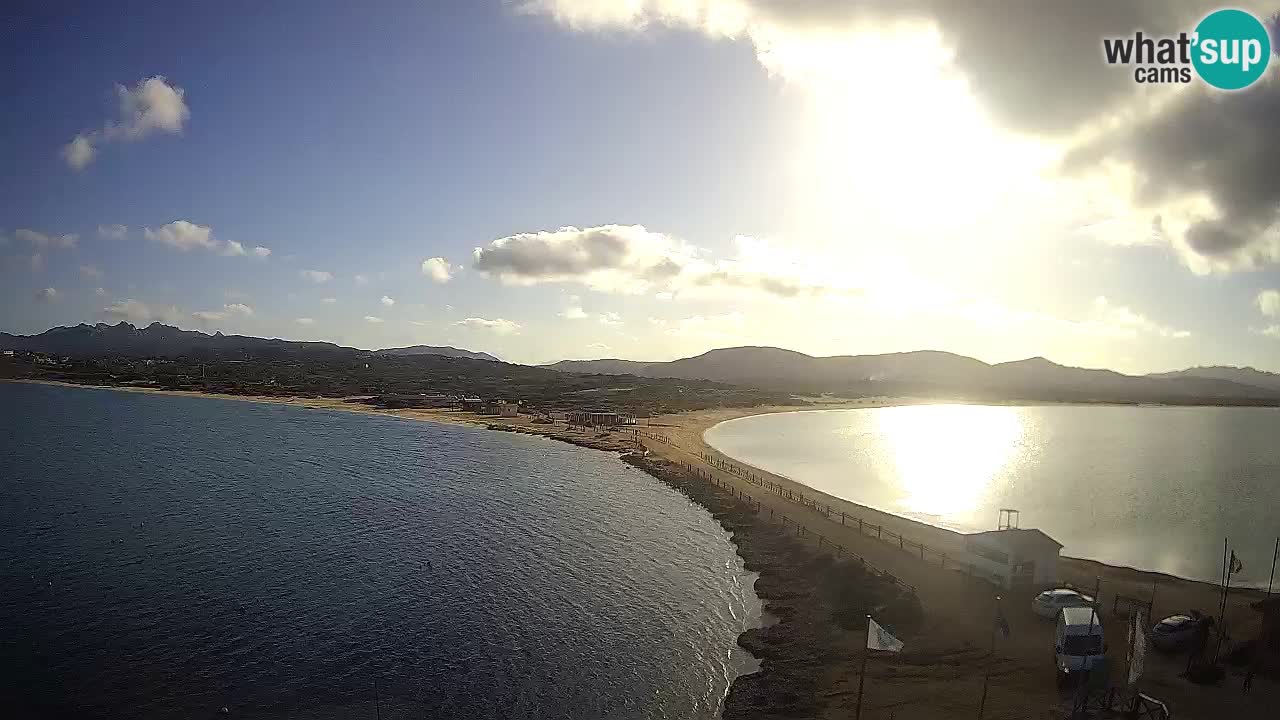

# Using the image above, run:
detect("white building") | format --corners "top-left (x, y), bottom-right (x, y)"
top-left (961, 528), bottom-right (1063, 588)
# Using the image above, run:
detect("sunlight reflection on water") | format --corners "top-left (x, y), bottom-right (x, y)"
top-left (876, 404), bottom-right (1023, 517)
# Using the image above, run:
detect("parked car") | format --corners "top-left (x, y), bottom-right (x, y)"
top-left (1055, 606), bottom-right (1107, 685)
top-left (1033, 588), bottom-right (1095, 619)
top-left (1151, 611), bottom-right (1208, 652)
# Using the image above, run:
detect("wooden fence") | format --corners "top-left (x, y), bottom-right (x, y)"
top-left (686, 448), bottom-right (1008, 586)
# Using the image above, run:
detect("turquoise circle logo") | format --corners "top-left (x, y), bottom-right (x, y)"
top-left (1192, 9), bottom-right (1271, 90)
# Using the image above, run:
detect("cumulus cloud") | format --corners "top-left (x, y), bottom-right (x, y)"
top-left (597, 311), bottom-right (622, 325)
top-left (1064, 76), bottom-right (1280, 273)
top-left (1262, 325), bottom-right (1280, 338)
top-left (455, 317), bottom-right (521, 335)
top-left (522, 1), bottom-right (1280, 277)
top-left (1258, 290), bottom-right (1280, 318)
top-left (473, 224), bottom-right (857, 298)
top-left (101, 299), bottom-right (178, 324)
top-left (34, 287), bottom-right (58, 302)
top-left (144, 220), bottom-right (215, 251)
top-left (559, 305), bottom-right (588, 320)
top-left (253, 246), bottom-right (271, 258)
top-left (381, 295), bottom-right (396, 307)
top-left (296, 317), bottom-right (317, 326)
top-left (191, 303), bottom-right (254, 323)
top-left (80, 264), bottom-right (103, 279)
top-left (98, 224), bottom-right (128, 240)
top-left (421, 257), bottom-right (454, 283)
top-left (301, 269), bottom-right (333, 283)
top-left (62, 76), bottom-right (190, 170)
top-left (223, 240), bottom-right (247, 256)
top-left (16, 229), bottom-right (78, 249)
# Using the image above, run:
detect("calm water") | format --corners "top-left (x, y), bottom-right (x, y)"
top-left (705, 405), bottom-right (1280, 587)
top-left (0, 383), bottom-right (760, 719)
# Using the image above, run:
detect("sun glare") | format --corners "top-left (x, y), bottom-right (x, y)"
top-left (876, 404), bottom-right (1023, 520)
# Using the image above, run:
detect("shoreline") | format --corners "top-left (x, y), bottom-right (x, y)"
top-left (11, 380), bottom-right (1276, 715)
top-left (697, 406), bottom-right (1275, 596)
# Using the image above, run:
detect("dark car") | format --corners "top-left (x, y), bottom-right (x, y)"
top-left (1151, 611), bottom-right (1208, 652)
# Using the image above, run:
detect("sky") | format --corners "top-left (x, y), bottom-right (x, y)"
top-left (3, 1), bottom-right (1280, 373)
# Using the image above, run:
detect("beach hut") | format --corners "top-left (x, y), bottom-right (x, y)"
top-left (962, 528), bottom-right (1063, 588)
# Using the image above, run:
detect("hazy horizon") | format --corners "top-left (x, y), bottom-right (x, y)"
top-left (5, 2), bottom-right (1280, 372)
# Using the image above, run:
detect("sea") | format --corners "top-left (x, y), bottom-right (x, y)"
top-left (705, 404), bottom-right (1280, 588)
top-left (0, 382), bottom-right (761, 719)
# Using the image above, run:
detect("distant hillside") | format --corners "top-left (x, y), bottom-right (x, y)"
top-left (377, 345), bottom-right (499, 362)
top-left (1148, 366), bottom-right (1280, 393)
top-left (0, 322), bottom-right (353, 358)
top-left (545, 346), bottom-right (1280, 404)
top-left (0, 322), bottom-right (499, 363)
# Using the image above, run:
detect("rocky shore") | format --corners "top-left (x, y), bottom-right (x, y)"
top-left (622, 452), bottom-right (922, 719)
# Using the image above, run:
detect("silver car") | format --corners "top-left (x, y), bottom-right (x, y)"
top-left (1032, 588), bottom-right (1094, 619)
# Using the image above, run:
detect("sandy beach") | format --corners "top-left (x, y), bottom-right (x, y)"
top-left (12, 380), bottom-right (1276, 717)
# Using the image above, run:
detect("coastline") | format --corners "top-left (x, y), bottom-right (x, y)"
top-left (11, 380), bottom-right (1276, 715)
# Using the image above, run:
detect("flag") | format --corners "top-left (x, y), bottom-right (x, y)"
top-left (1230, 551), bottom-right (1243, 576)
top-left (1127, 608), bottom-right (1148, 687)
top-left (995, 606), bottom-right (1011, 639)
top-left (867, 617), bottom-right (904, 652)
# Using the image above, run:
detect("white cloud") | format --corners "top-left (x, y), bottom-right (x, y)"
top-left (1261, 325), bottom-right (1280, 338)
top-left (144, 221), bottom-right (216, 251)
top-left (253, 246), bottom-right (271, 258)
top-left (79, 264), bottom-right (103, 279)
top-left (597, 311), bottom-right (622, 325)
top-left (29, 253), bottom-right (44, 272)
top-left (455, 317), bottom-right (521, 335)
top-left (191, 303), bottom-right (254, 323)
top-left (101, 298), bottom-right (178, 324)
top-left (94, 287), bottom-right (107, 296)
top-left (559, 305), bottom-right (588, 320)
top-left (1089, 296), bottom-right (1191, 340)
top-left (364, 315), bottom-right (384, 324)
top-left (223, 240), bottom-right (247, 256)
top-left (381, 295), bottom-right (396, 307)
top-left (34, 287), bottom-right (58, 302)
top-left (16, 229), bottom-right (78, 249)
top-left (421, 257), bottom-right (454, 283)
top-left (587, 342), bottom-right (611, 351)
top-left (62, 135), bottom-right (96, 170)
top-left (353, 274), bottom-right (369, 286)
top-left (665, 312), bottom-right (747, 338)
top-left (1257, 290), bottom-right (1280, 318)
top-left (62, 76), bottom-right (189, 170)
top-left (472, 224), bottom-right (860, 298)
top-left (301, 269), bottom-right (333, 283)
top-left (321, 297), bottom-right (337, 304)
top-left (98, 224), bottom-right (128, 240)
top-left (296, 317), bottom-right (317, 326)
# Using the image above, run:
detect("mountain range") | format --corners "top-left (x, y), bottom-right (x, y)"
top-left (545, 347), bottom-right (1280, 403)
top-left (0, 322), bottom-right (500, 362)
top-left (6, 323), bottom-right (1280, 404)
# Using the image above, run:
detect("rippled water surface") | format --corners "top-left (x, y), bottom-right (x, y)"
top-left (1, 383), bottom-right (759, 719)
top-left (705, 404), bottom-right (1280, 587)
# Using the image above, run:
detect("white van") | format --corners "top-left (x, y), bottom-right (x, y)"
top-left (1055, 606), bottom-right (1106, 680)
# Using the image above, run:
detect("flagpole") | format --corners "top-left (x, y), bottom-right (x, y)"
top-left (1215, 539), bottom-right (1233, 663)
top-left (977, 595), bottom-right (1001, 719)
top-left (855, 615), bottom-right (870, 720)
top-left (1266, 537), bottom-right (1278, 601)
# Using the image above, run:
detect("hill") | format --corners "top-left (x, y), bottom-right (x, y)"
top-left (376, 345), bottom-right (500, 362)
top-left (545, 346), bottom-right (1280, 404)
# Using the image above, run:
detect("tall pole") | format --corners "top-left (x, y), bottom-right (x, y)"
top-left (1215, 538), bottom-right (1232, 663)
top-left (855, 615), bottom-right (870, 720)
top-left (977, 595), bottom-right (1001, 719)
top-left (1266, 537), bottom-right (1278, 601)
